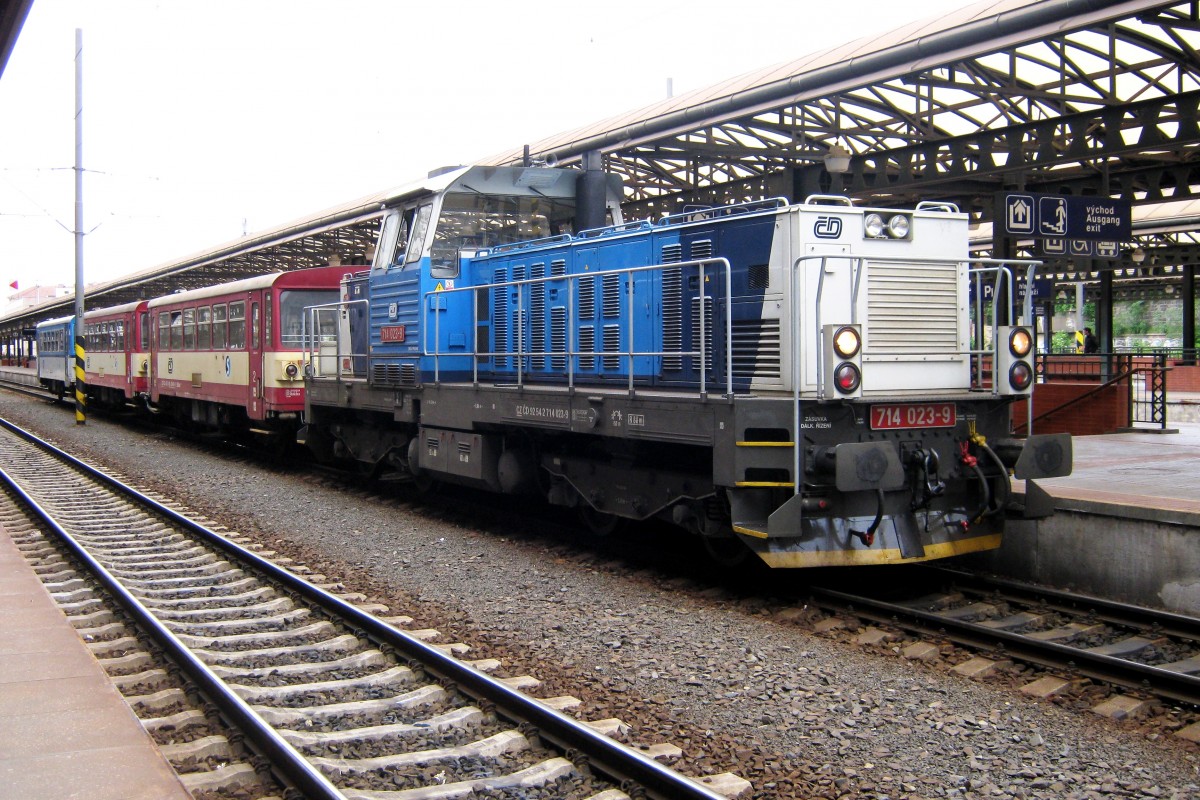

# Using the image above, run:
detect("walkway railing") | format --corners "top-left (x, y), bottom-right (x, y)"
top-left (1036, 352), bottom-right (1170, 430)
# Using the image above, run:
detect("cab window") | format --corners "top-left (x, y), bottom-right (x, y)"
top-left (405, 204), bottom-right (432, 266)
top-left (158, 312), bottom-right (171, 349)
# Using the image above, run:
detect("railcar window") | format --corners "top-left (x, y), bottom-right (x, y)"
top-left (158, 312), bottom-right (171, 349)
top-left (183, 309), bottom-right (196, 350)
top-left (169, 311), bottom-right (184, 351)
top-left (430, 192), bottom-right (576, 279)
top-left (140, 312), bottom-right (150, 350)
top-left (251, 303), bottom-right (260, 349)
top-left (116, 321), bottom-right (124, 352)
top-left (264, 295), bottom-right (272, 346)
top-left (279, 289), bottom-right (338, 345)
top-left (197, 306), bottom-right (211, 349)
top-left (228, 302), bottom-right (246, 349)
top-left (213, 304), bottom-right (227, 349)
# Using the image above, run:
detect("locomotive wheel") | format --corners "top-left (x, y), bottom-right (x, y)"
top-left (702, 532), bottom-right (749, 567)
top-left (578, 505), bottom-right (625, 537)
top-left (410, 471), bottom-right (439, 496)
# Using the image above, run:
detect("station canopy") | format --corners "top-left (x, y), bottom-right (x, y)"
top-left (5, 0), bottom-right (1200, 334)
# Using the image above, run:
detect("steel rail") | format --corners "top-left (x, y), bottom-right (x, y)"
top-left (809, 584), bottom-right (1200, 706)
top-left (928, 565), bottom-right (1200, 641)
top-left (0, 423), bottom-right (347, 800)
top-left (0, 415), bottom-right (728, 800)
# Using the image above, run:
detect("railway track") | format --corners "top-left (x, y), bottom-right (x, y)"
top-left (0, 415), bottom-right (746, 800)
top-left (808, 566), bottom-right (1200, 708)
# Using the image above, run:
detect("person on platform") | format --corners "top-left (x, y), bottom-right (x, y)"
top-left (1083, 327), bottom-right (1099, 354)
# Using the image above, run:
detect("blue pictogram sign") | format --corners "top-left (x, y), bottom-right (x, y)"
top-left (999, 192), bottom-right (1130, 241)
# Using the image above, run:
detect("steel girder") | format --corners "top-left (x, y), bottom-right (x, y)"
top-left (599, 2), bottom-right (1200, 222)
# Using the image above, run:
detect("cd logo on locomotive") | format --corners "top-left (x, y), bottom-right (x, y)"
top-left (814, 216), bottom-right (843, 239)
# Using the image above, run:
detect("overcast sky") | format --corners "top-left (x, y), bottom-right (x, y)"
top-left (0, 0), bottom-right (972, 297)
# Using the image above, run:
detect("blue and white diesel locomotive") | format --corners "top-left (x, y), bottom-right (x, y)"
top-left (302, 163), bottom-right (1071, 567)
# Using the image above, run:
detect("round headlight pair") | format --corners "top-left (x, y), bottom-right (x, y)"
top-left (285, 363), bottom-right (299, 378)
top-left (864, 213), bottom-right (910, 239)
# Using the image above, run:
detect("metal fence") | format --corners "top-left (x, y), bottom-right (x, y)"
top-left (1036, 351), bottom-right (1170, 429)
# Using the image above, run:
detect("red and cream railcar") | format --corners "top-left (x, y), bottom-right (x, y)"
top-left (82, 300), bottom-right (150, 408)
top-left (147, 267), bottom-right (342, 435)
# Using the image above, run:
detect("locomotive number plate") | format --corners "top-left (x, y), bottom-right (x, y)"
top-left (870, 403), bottom-right (956, 430)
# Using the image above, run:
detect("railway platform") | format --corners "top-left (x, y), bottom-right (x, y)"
top-left (0, 524), bottom-right (191, 799)
top-left (989, 419), bottom-right (1200, 614)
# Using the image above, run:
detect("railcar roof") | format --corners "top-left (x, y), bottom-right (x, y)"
top-left (146, 267), bottom-right (345, 309)
top-left (83, 300), bottom-right (147, 319)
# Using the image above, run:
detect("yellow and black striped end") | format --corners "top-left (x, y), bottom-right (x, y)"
top-left (74, 337), bottom-right (86, 425)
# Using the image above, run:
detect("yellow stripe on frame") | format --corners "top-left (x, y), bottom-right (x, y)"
top-left (732, 525), bottom-right (770, 539)
top-left (755, 533), bottom-right (1003, 568)
top-left (735, 441), bottom-right (794, 447)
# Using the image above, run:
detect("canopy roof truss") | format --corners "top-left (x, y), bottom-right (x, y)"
top-left (499, 2), bottom-right (1200, 224)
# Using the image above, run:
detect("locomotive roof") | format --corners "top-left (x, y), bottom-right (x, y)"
top-left (147, 266), bottom-right (346, 309)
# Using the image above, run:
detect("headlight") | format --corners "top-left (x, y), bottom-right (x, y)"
top-left (1009, 328), bottom-right (1033, 358)
top-left (285, 363), bottom-right (299, 378)
top-left (887, 214), bottom-right (910, 239)
top-left (864, 213), bottom-right (885, 238)
top-left (832, 325), bottom-right (861, 359)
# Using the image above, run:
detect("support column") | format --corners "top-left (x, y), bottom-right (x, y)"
top-left (1099, 269), bottom-right (1114, 383)
top-left (1184, 264), bottom-right (1196, 366)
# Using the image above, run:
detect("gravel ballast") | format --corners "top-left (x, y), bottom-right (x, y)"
top-left (4, 392), bottom-right (1199, 800)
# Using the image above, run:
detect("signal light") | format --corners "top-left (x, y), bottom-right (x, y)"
top-left (823, 324), bottom-right (863, 399)
top-left (996, 325), bottom-right (1035, 395)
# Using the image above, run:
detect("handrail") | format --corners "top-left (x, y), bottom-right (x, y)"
top-left (303, 299), bottom-right (366, 382)
top-left (1016, 365), bottom-right (1137, 433)
top-left (422, 257), bottom-right (735, 399)
top-left (1035, 352), bottom-right (1172, 431)
top-left (656, 197), bottom-right (788, 226)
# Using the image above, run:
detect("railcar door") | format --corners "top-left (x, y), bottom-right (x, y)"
top-left (248, 296), bottom-right (263, 419)
top-left (124, 310), bottom-right (134, 398)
